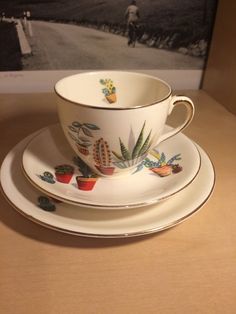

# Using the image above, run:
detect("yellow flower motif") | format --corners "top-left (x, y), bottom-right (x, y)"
top-left (100, 78), bottom-right (116, 102)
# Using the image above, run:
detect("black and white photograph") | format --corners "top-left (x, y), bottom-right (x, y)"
top-left (0, 0), bottom-right (217, 72)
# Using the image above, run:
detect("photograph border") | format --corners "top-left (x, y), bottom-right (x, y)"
top-left (0, 69), bottom-right (203, 93)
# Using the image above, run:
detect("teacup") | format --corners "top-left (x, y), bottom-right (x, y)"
top-left (55, 71), bottom-right (194, 178)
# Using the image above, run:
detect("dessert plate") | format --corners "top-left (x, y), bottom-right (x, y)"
top-left (0, 132), bottom-right (215, 238)
top-left (21, 124), bottom-right (201, 209)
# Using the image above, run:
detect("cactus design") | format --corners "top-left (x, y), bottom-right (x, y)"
top-left (93, 138), bottom-right (112, 166)
top-left (39, 171), bottom-right (55, 184)
top-left (67, 121), bottom-right (100, 156)
top-left (100, 79), bottom-right (117, 103)
top-left (148, 151), bottom-right (183, 177)
top-left (54, 164), bottom-right (74, 183)
top-left (133, 150), bottom-right (183, 177)
top-left (93, 138), bottom-right (115, 175)
top-left (73, 156), bottom-right (98, 191)
top-left (112, 121), bottom-right (152, 169)
top-left (37, 196), bottom-right (56, 211)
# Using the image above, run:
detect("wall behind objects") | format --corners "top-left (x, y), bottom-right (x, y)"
top-left (202, 0), bottom-right (236, 115)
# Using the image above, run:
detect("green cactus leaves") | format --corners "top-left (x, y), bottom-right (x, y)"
top-left (119, 138), bottom-right (131, 161)
top-left (55, 164), bottom-right (74, 174)
top-left (112, 151), bottom-right (124, 161)
top-left (132, 121), bottom-right (146, 159)
top-left (72, 121), bottom-right (82, 128)
top-left (83, 123), bottom-right (100, 130)
top-left (139, 130), bottom-right (152, 157)
top-left (38, 196), bottom-right (56, 212)
top-left (68, 120), bottom-right (152, 171)
top-left (67, 121), bottom-right (100, 150)
top-left (112, 121), bottom-right (152, 168)
top-left (73, 156), bottom-right (97, 178)
top-left (81, 126), bottom-right (93, 137)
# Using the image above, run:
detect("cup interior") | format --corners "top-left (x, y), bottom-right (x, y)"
top-left (55, 71), bottom-right (171, 108)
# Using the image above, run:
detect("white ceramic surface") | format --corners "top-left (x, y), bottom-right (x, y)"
top-left (55, 71), bottom-right (194, 177)
top-left (0, 131), bottom-right (215, 238)
top-left (22, 124), bottom-right (201, 209)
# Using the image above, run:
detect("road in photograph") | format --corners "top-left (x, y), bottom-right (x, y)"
top-left (23, 20), bottom-right (204, 70)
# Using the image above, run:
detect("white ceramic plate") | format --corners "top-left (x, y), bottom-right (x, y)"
top-left (21, 124), bottom-right (201, 209)
top-left (0, 132), bottom-right (215, 238)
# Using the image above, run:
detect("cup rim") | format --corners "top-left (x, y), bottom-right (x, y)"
top-left (54, 70), bottom-right (172, 110)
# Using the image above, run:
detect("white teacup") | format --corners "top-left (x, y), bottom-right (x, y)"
top-left (55, 71), bottom-right (194, 178)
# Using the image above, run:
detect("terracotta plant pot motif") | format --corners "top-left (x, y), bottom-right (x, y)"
top-left (76, 176), bottom-right (98, 191)
top-left (95, 165), bottom-right (115, 176)
top-left (100, 78), bottom-right (117, 104)
top-left (54, 164), bottom-right (74, 184)
top-left (77, 144), bottom-right (90, 156)
top-left (73, 156), bottom-right (98, 191)
top-left (135, 150), bottom-right (183, 177)
top-left (106, 93), bottom-right (117, 104)
top-left (150, 165), bottom-right (172, 177)
top-left (147, 151), bottom-right (183, 177)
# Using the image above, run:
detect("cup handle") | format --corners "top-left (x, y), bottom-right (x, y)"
top-left (158, 95), bottom-right (195, 144)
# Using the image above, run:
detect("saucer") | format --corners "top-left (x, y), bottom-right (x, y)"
top-left (0, 131), bottom-right (215, 238)
top-left (21, 124), bottom-right (201, 209)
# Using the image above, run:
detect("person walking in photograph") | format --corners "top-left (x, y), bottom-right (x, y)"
top-left (125, 0), bottom-right (140, 47)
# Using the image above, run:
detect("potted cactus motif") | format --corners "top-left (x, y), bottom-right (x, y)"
top-left (134, 150), bottom-right (183, 176)
top-left (67, 121), bottom-right (100, 156)
top-left (93, 138), bottom-right (115, 175)
top-left (149, 165), bottom-right (173, 177)
top-left (54, 164), bottom-right (74, 183)
top-left (100, 79), bottom-right (117, 103)
top-left (37, 196), bottom-right (56, 211)
top-left (112, 121), bottom-right (152, 169)
top-left (148, 151), bottom-right (183, 177)
top-left (74, 156), bottom-right (98, 191)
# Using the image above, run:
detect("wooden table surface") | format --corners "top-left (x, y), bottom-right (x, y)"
top-left (0, 90), bottom-right (235, 314)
